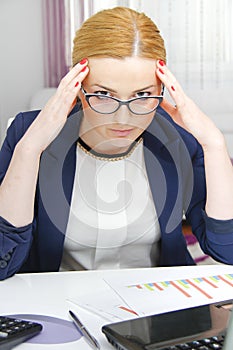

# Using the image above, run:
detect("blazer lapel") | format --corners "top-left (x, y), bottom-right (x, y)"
top-left (144, 112), bottom-right (189, 266)
top-left (37, 109), bottom-right (82, 271)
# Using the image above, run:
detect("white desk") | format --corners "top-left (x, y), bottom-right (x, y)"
top-left (1, 264), bottom-right (233, 349)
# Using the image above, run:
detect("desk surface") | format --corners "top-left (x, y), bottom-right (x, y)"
top-left (1, 264), bottom-right (233, 349)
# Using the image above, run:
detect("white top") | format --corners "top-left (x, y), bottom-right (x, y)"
top-left (60, 139), bottom-right (161, 271)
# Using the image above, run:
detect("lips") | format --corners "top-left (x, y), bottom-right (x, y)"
top-left (110, 128), bottom-right (134, 137)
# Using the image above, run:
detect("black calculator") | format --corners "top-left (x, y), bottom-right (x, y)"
top-left (0, 316), bottom-right (42, 350)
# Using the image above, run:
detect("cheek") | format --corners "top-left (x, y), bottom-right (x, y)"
top-left (83, 108), bottom-right (110, 131)
top-left (132, 114), bottom-right (154, 131)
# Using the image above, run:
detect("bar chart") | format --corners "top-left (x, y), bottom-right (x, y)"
top-left (71, 268), bottom-right (233, 321)
top-left (103, 272), bottom-right (233, 316)
top-left (128, 274), bottom-right (233, 300)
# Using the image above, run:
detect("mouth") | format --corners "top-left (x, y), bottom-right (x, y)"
top-left (110, 128), bottom-right (134, 137)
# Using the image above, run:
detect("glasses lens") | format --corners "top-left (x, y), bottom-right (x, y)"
top-left (88, 95), bottom-right (119, 113)
top-left (129, 97), bottom-right (160, 114)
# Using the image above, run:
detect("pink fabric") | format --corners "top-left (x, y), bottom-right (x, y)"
top-left (184, 233), bottom-right (210, 264)
top-left (42, 0), bottom-right (70, 87)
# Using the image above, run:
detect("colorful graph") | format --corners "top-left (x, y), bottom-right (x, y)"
top-left (127, 273), bottom-right (233, 300)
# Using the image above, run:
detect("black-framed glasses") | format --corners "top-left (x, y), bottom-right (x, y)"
top-left (81, 86), bottom-right (164, 115)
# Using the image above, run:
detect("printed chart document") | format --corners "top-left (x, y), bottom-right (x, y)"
top-left (70, 264), bottom-right (233, 321)
top-left (104, 264), bottom-right (233, 317)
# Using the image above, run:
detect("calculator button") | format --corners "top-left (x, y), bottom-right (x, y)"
top-left (177, 344), bottom-right (190, 349)
top-left (0, 316), bottom-right (42, 347)
top-left (0, 331), bottom-right (8, 338)
top-left (208, 344), bottom-right (222, 349)
top-left (201, 338), bottom-right (212, 344)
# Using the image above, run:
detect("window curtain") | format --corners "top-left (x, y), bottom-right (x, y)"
top-left (42, 0), bottom-right (71, 87)
top-left (149, 0), bottom-right (233, 91)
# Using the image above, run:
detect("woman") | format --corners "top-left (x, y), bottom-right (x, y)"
top-left (0, 7), bottom-right (232, 280)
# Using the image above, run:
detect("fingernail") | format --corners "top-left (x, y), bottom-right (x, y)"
top-left (81, 66), bottom-right (87, 72)
top-left (75, 81), bottom-right (79, 87)
top-left (158, 60), bottom-right (165, 66)
top-left (159, 68), bottom-right (164, 74)
top-left (171, 86), bottom-right (175, 91)
top-left (80, 58), bottom-right (88, 65)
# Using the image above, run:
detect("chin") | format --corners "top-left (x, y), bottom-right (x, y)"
top-left (111, 137), bottom-right (133, 148)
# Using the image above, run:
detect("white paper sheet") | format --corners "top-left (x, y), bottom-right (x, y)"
top-left (69, 265), bottom-right (233, 322)
top-left (104, 265), bottom-right (233, 316)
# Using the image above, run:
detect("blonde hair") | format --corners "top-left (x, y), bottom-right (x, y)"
top-left (72, 7), bottom-right (166, 66)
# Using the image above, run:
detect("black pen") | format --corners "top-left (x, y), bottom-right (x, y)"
top-left (69, 310), bottom-right (100, 349)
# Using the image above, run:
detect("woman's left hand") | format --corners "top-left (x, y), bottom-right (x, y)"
top-left (156, 60), bottom-right (224, 151)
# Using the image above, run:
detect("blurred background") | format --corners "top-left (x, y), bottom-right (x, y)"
top-left (0, 0), bottom-right (233, 155)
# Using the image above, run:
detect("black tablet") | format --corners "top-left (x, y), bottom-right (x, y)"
top-left (102, 302), bottom-right (231, 349)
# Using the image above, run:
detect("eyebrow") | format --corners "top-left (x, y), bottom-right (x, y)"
top-left (90, 84), bottom-right (158, 93)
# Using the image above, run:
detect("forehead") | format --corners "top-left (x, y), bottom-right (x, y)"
top-left (84, 57), bottom-right (159, 91)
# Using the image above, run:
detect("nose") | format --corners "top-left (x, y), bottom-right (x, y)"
top-left (112, 104), bottom-right (131, 124)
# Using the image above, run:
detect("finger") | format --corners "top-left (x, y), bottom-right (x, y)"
top-left (68, 65), bottom-right (89, 90)
top-left (56, 64), bottom-right (89, 101)
top-left (156, 60), bottom-right (187, 109)
top-left (58, 58), bottom-right (89, 89)
top-left (156, 60), bottom-right (181, 90)
top-left (160, 98), bottom-right (176, 116)
top-left (160, 98), bottom-right (186, 128)
top-left (71, 64), bottom-right (89, 87)
top-left (45, 73), bottom-right (85, 118)
top-left (68, 58), bottom-right (89, 79)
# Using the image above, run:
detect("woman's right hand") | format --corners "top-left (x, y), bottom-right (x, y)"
top-left (19, 59), bottom-right (89, 154)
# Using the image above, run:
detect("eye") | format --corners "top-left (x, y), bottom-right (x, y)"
top-left (94, 90), bottom-right (111, 96)
top-left (135, 91), bottom-right (151, 98)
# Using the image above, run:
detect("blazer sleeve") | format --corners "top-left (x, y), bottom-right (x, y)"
top-left (0, 111), bottom-right (39, 279)
top-left (185, 141), bottom-right (233, 265)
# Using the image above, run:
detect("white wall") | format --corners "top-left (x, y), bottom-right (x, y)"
top-left (0, 0), bottom-right (44, 144)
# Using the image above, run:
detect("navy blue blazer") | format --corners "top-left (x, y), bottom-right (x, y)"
top-left (0, 104), bottom-right (233, 279)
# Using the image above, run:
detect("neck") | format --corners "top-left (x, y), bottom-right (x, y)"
top-left (80, 133), bottom-right (135, 155)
